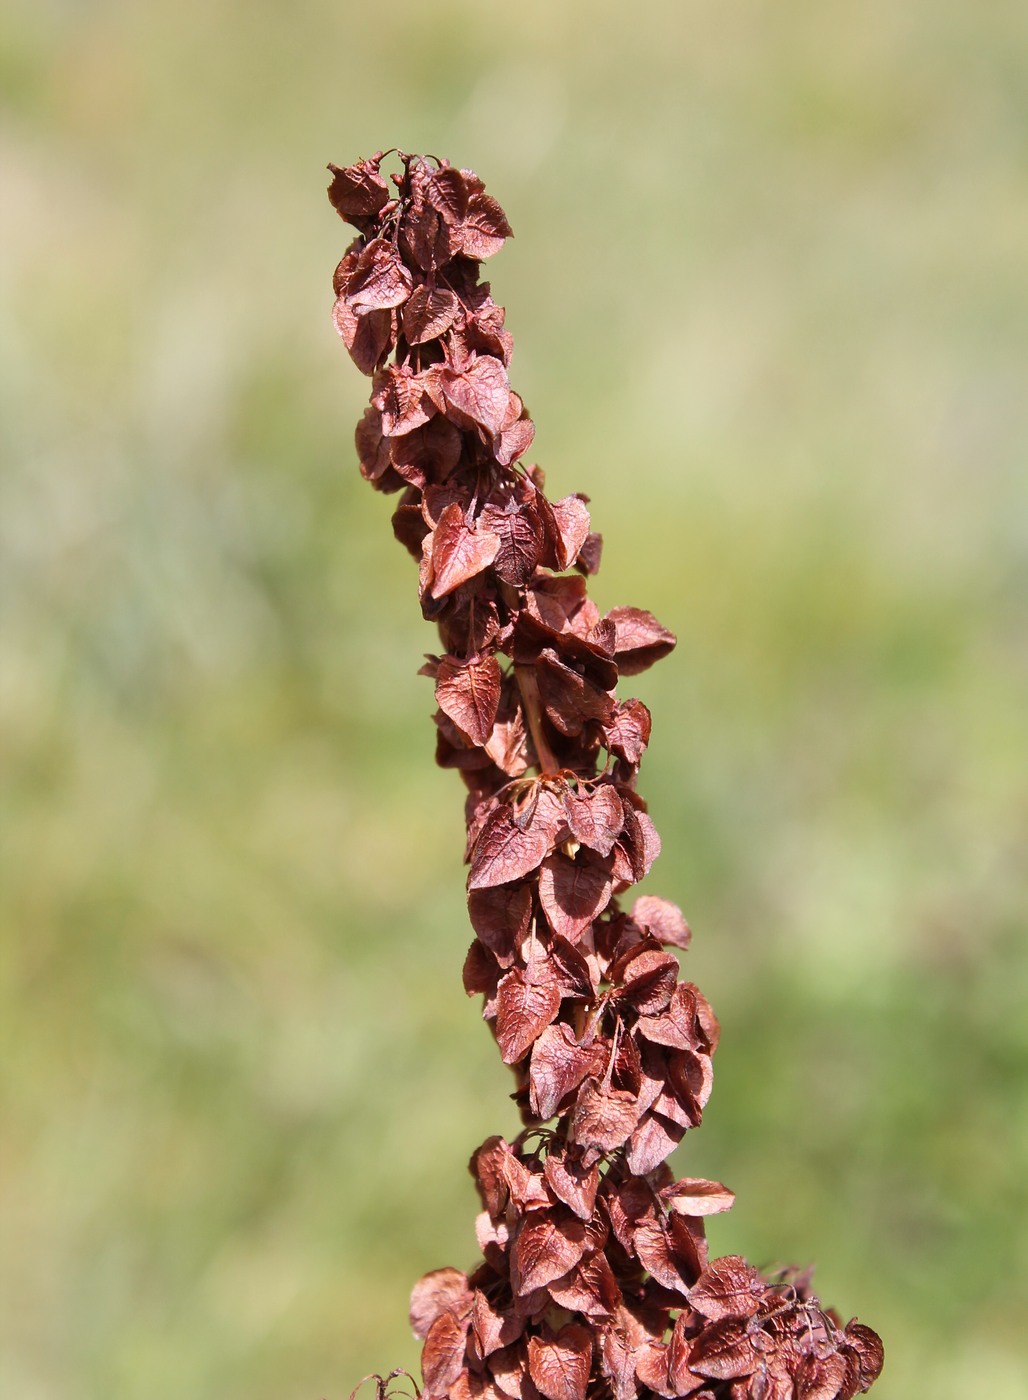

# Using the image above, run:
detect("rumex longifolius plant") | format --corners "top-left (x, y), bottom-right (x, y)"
top-left (328, 151), bottom-right (883, 1400)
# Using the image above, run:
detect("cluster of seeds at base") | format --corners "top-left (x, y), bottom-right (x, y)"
top-left (330, 151), bottom-right (883, 1400)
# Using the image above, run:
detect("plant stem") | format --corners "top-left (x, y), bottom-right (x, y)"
top-left (513, 662), bottom-right (560, 778)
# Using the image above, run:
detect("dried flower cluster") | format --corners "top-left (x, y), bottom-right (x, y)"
top-left (329, 151), bottom-right (883, 1400)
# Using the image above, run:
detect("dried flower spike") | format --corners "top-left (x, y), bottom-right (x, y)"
top-left (329, 151), bottom-right (883, 1400)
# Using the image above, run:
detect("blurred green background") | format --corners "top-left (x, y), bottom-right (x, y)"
top-left (2, 1), bottom-right (1026, 1397)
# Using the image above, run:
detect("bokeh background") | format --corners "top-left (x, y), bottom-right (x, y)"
top-left (2, 2), bottom-right (1026, 1397)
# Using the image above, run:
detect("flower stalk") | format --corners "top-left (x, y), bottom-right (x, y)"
top-left (328, 151), bottom-right (883, 1400)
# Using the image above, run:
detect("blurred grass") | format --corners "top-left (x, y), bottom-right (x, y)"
top-left (1, 1), bottom-right (1027, 1397)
